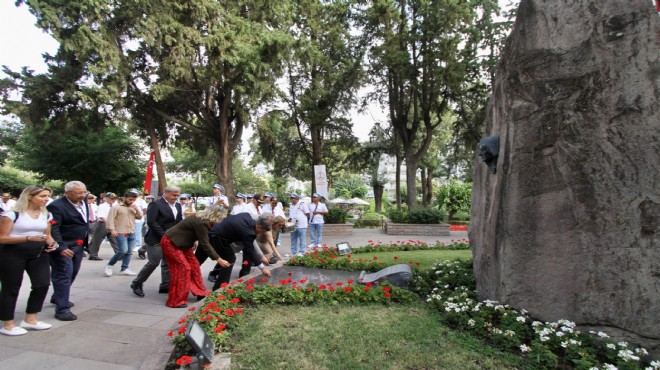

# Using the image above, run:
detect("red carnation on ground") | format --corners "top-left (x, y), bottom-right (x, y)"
top-left (242, 260), bottom-right (249, 266)
top-left (76, 239), bottom-right (83, 245)
top-left (167, 330), bottom-right (173, 337)
top-left (246, 284), bottom-right (254, 291)
top-left (247, 278), bottom-right (255, 284)
top-left (178, 326), bottom-right (187, 334)
top-left (176, 356), bottom-right (193, 366)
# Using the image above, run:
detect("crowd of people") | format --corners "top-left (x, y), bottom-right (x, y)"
top-left (0, 181), bottom-right (329, 336)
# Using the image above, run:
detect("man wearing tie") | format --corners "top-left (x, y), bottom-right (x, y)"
top-left (47, 181), bottom-right (90, 321)
top-left (130, 186), bottom-right (183, 297)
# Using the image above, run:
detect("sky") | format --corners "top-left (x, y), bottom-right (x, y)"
top-left (0, 2), bottom-right (381, 142)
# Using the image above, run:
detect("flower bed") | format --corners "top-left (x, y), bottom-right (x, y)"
top-left (413, 260), bottom-right (659, 370)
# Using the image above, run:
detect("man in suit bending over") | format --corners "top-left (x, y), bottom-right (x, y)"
top-left (47, 181), bottom-right (90, 321)
top-left (130, 186), bottom-right (182, 297)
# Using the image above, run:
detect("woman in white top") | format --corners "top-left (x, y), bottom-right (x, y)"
top-left (0, 185), bottom-right (58, 336)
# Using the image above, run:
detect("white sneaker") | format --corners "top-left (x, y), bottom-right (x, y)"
top-left (284, 253), bottom-right (291, 257)
top-left (104, 264), bottom-right (113, 277)
top-left (20, 320), bottom-right (52, 331)
top-left (276, 242), bottom-right (281, 246)
top-left (121, 269), bottom-right (137, 276)
top-left (0, 326), bottom-right (28, 336)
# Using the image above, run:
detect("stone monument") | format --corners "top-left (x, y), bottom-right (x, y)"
top-left (470, 0), bottom-right (659, 355)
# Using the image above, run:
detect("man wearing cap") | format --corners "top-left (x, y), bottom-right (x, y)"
top-left (1, 193), bottom-right (16, 213)
top-left (88, 192), bottom-right (119, 260)
top-left (179, 194), bottom-right (195, 217)
top-left (207, 184), bottom-right (229, 208)
top-left (309, 193), bottom-right (329, 249)
top-left (288, 193), bottom-right (310, 257)
top-left (199, 213), bottom-right (273, 288)
top-left (230, 193), bottom-right (249, 215)
top-left (245, 193), bottom-right (265, 220)
top-left (130, 186), bottom-right (182, 297)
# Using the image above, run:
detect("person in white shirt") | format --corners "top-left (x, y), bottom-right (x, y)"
top-left (288, 193), bottom-right (309, 256)
top-left (308, 193), bottom-right (329, 249)
top-left (267, 194), bottom-right (285, 246)
top-left (245, 194), bottom-right (265, 220)
top-left (179, 194), bottom-right (195, 218)
top-left (206, 184), bottom-right (229, 208)
top-left (131, 190), bottom-right (148, 253)
top-left (88, 192), bottom-right (119, 260)
top-left (230, 193), bottom-right (249, 215)
top-left (1, 193), bottom-right (17, 213)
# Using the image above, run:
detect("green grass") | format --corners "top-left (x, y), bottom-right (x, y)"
top-left (230, 305), bottom-right (525, 370)
top-left (350, 249), bottom-right (472, 271)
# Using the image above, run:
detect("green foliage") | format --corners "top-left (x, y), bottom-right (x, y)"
top-left (408, 207), bottom-right (447, 224)
top-left (354, 212), bottom-right (384, 228)
top-left (173, 182), bottom-right (211, 197)
top-left (332, 174), bottom-right (369, 199)
top-left (414, 260), bottom-right (657, 370)
top-left (0, 167), bottom-right (33, 195)
top-left (324, 207), bottom-right (348, 224)
top-left (435, 180), bottom-right (472, 219)
top-left (387, 208), bottom-right (409, 223)
top-left (11, 125), bottom-right (142, 194)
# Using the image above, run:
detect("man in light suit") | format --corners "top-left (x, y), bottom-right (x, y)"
top-left (130, 186), bottom-right (182, 297)
top-left (47, 181), bottom-right (90, 321)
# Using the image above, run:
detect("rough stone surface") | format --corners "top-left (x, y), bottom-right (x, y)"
top-left (322, 223), bottom-right (354, 235)
top-left (470, 0), bottom-right (660, 355)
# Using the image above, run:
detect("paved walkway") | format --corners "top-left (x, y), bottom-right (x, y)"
top-left (0, 228), bottom-right (468, 370)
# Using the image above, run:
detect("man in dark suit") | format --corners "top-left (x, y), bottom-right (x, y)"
top-left (47, 181), bottom-right (90, 321)
top-left (130, 186), bottom-right (182, 297)
top-left (198, 212), bottom-right (272, 290)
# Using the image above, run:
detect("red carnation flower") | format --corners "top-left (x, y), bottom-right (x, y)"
top-left (246, 285), bottom-right (254, 291)
top-left (176, 355), bottom-right (193, 366)
top-left (242, 260), bottom-right (249, 266)
top-left (167, 330), bottom-right (173, 337)
top-left (49, 220), bottom-right (57, 225)
top-left (76, 239), bottom-right (83, 245)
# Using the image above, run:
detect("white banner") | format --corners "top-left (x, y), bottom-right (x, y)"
top-left (314, 165), bottom-right (329, 198)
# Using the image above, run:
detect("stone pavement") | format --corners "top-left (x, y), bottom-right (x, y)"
top-left (0, 228), bottom-right (468, 370)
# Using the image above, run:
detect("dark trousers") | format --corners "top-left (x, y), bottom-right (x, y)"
top-left (88, 221), bottom-right (118, 256)
top-left (195, 237), bottom-right (236, 290)
top-left (132, 242), bottom-right (170, 290)
top-left (49, 247), bottom-right (84, 314)
top-left (0, 242), bottom-right (51, 321)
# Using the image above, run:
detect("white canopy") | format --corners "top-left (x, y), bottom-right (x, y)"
top-left (329, 198), bottom-right (348, 204)
top-left (347, 197), bottom-right (370, 205)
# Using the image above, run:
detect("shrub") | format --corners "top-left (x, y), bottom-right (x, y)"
top-left (354, 212), bottom-right (384, 228)
top-left (408, 207), bottom-right (446, 224)
top-left (325, 207), bottom-right (348, 224)
top-left (386, 208), bottom-right (408, 223)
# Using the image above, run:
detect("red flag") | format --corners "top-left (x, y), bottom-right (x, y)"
top-left (143, 151), bottom-right (155, 195)
top-left (657, 0), bottom-right (659, 12)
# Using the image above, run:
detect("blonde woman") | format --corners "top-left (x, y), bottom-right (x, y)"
top-left (256, 216), bottom-right (285, 264)
top-left (160, 205), bottom-right (230, 308)
top-left (0, 185), bottom-right (58, 336)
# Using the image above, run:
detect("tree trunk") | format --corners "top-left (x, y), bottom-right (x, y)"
top-left (145, 113), bottom-right (166, 193)
top-left (373, 183), bottom-right (384, 213)
top-left (420, 167), bottom-right (428, 207)
top-left (404, 156), bottom-right (419, 208)
top-left (395, 154), bottom-right (403, 210)
top-left (424, 167), bottom-right (433, 206)
top-left (310, 127), bottom-right (323, 194)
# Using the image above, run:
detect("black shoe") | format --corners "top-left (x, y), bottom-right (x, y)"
top-left (208, 274), bottom-right (218, 283)
top-left (196, 295), bottom-right (206, 302)
top-left (138, 252), bottom-right (146, 259)
top-left (158, 287), bottom-right (169, 294)
top-left (89, 255), bottom-right (103, 261)
top-left (50, 299), bottom-right (74, 308)
top-left (269, 256), bottom-right (279, 265)
top-left (130, 283), bottom-right (145, 297)
top-left (55, 312), bottom-right (77, 321)
top-left (171, 304), bottom-right (187, 308)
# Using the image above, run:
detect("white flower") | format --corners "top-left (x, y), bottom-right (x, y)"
top-left (516, 316), bottom-right (526, 323)
top-left (504, 330), bottom-right (515, 337)
top-left (597, 331), bottom-right (610, 338)
top-left (648, 360), bottom-right (660, 369)
top-left (519, 344), bottom-right (531, 353)
top-left (555, 331), bottom-right (565, 337)
top-left (617, 341), bottom-right (628, 348)
top-left (607, 343), bottom-right (617, 350)
top-left (467, 319), bottom-right (475, 327)
top-left (532, 321), bottom-right (542, 328)
top-left (561, 341), bottom-right (568, 348)
top-left (634, 347), bottom-right (648, 355)
top-left (539, 335), bottom-right (550, 342)
top-left (603, 365), bottom-right (618, 370)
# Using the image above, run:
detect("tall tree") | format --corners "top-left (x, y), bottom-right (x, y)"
top-left (254, 0), bottom-right (365, 192)
top-left (12, 0), bottom-right (294, 197)
top-left (367, 0), bottom-right (502, 207)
